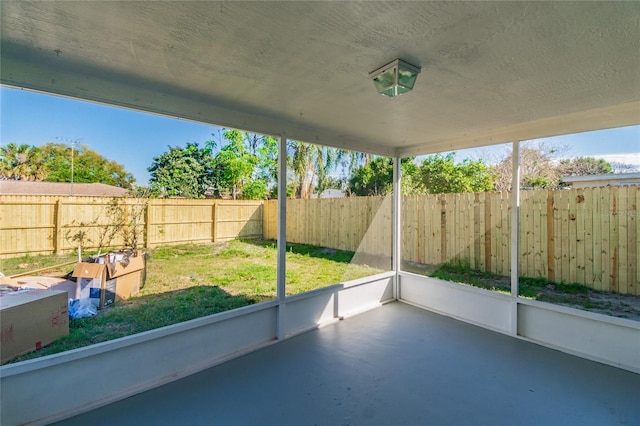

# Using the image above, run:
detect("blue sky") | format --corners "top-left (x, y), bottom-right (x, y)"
top-left (1, 87), bottom-right (221, 185)
top-left (1, 86), bottom-right (639, 184)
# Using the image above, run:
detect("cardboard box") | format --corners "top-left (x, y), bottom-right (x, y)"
top-left (71, 253), bottom-right (145, 309)
top-left (72, 263), bottom-right (107, 309)
top-left (16, 276), bottom-right (79, 300)
top-left (0, 290), bottom-right (69, 364)
top-left (106, 254), bottom-right (145, 300)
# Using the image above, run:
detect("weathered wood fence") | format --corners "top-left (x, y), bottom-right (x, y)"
top-left (2, 186), bottom-right (638, 294)
top-left (0, 196), bottom-right (262, 257)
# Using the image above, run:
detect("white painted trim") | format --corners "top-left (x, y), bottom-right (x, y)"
top-left (392, 156), bottom-right (401, 299)
top-left (283, 273), bottom-right (394, 338)
top-left (276, 135), bottom-right (287, 339)
top-left (283, 271), bottom-right (395, 304)
top-left (397, 271), bottom-right (640, 374)
top-left (516, 301), bottom-right (640, 374)
top-left (398, 273), bottom-right (513, 334)
top-left (0, 299), bottom-right (279, 377)
top-left (510, 140), bottom-right (520, 335)
top-left (399, 271), bottom-right (511, 301)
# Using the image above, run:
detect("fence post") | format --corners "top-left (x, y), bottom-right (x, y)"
top-left (439, 195), bottom-right (447, 265)
top-left (54, 199), bottom-right (63, 255)
top-left (212, 202), bottom-right (218, 242)
top-left (546, 191), bottom-right (555, 282)
top-left (145, 200), bottom-right (152, 249)
top-left (484, 193), bottom-right (492, 272)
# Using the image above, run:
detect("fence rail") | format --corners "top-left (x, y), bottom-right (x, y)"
top-left (2, 186), bottom-right (638, 295)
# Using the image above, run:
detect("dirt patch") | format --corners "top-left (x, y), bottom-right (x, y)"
top-left (403, 261), bottom-right (640, 322)
top-left (557, 290), bottom-right (640, 321)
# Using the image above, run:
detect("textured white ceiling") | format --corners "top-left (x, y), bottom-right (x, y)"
top-left (1, 1), bottom-right (639, 156)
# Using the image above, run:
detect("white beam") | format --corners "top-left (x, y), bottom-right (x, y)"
top-left (396, 101), bottom-right (640, 158)
top-left (510, 141), bottom-right (520, 335)
top-left (276, 136), bottom-right (287, 339)
top-left (393, 156), bottom-right (401, 299)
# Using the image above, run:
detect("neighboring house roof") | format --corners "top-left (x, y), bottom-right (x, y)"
top-left (0, 180), bottom-right (129, 197)
top-left (562, 173), bottom-right (640, 188)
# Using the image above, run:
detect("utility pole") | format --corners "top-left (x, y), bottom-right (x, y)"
top-left (55, 137), bottom-right (81, 195)
top-left (71, 141), bottom-right (75, 196)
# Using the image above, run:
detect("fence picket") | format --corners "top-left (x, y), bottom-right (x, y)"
top-left (618, 187), bottom-right (628, 294)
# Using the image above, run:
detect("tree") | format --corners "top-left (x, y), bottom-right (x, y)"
top-left (314, 146), bottom-right (340, 196)
top-left (556, 157), bottom-right (613, 177)
top-left (148, 131), bottom-right (274, 200)
top-left (213, 130), bottom-right (259, 199)
top-left (321, 176), bottom-right (346, 192)
top-left (492, 146), bottom-right (561, 190)
top-left (288, 141), bottom-right (316, 199)
top-left (338, 150), bottom-right (372, 175)
top-left (348, 157), bottom-right (391, 196)
top-left (416, 153), bottom-right (495, 194)
top-left (492, 147), bottom-right (617, 190)
top-left (204, 129), bottom-right (279, 200)
top-left (0, 142), bottom-right (134, 187)
top-left (287, 142), bottom-right (345, 199)
top-left (148, 142), bottom-right (214, 198)
top-left (348, 157), bottom-right (419, 196)
top-left (41, 143), bottom-right (135, 188)
top-left (0, 143), bottom-right (47, 181)
top-left (241, 179), bottom-right (268, 200)
top-left (255, 135), bottom-right (279, 191)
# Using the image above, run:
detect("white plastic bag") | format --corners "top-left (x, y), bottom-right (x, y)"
top-left (68, 298), bottom-right (97, 319)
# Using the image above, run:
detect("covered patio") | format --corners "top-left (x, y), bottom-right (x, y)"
top-left (1, 2), bottom-right (639, 425)
top-left (54, 302), bottom-right (639, 425)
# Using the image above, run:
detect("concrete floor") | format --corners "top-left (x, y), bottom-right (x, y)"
top-left (55, 302), bottom-right (639, 426)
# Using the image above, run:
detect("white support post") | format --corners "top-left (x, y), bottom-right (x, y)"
top-left (276, 136), bottom-right (287, 340)
top-left (510, 141), bottom-right (520, 335)
top-left (393, 156), bottom-right (401, 300)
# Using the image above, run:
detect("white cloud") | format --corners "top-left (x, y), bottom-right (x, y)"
top-left (592, 153), bottom-right (640, 168)
top-left (551, 153), bottom-right (640, 172)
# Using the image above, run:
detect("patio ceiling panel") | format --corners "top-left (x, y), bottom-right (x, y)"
top-left (1, 1), bottom-right (639, 156)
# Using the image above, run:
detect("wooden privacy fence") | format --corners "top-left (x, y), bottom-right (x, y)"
top-left (0, 196), bottom-right (262, 258)
top-left (264, 186), bottom-right (639, 295)
top-left (2, 186), bottom-right (638, 295)
top-left (146, 199), bottom-right (262, 247)
top-left (264, 196), bottom-right (393, 259)
top-left (520, 187), bottom-right (638, 295)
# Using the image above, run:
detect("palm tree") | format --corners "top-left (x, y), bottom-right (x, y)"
top-left (0, 143), bottom-right (47, 180)
top-left (288, 141), bottom-right (372, 199)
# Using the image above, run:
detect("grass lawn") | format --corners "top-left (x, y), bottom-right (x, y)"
top-left (2, 239), bottom-right (383, 363)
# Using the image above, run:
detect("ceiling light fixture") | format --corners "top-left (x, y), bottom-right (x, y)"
top-left (369, 58), bottom-right (421, 98)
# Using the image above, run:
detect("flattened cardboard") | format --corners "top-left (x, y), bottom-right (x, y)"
top-left (16, 276), bottom-right (79, 300)
top-left (0, 290), bottom-right (69, 364)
